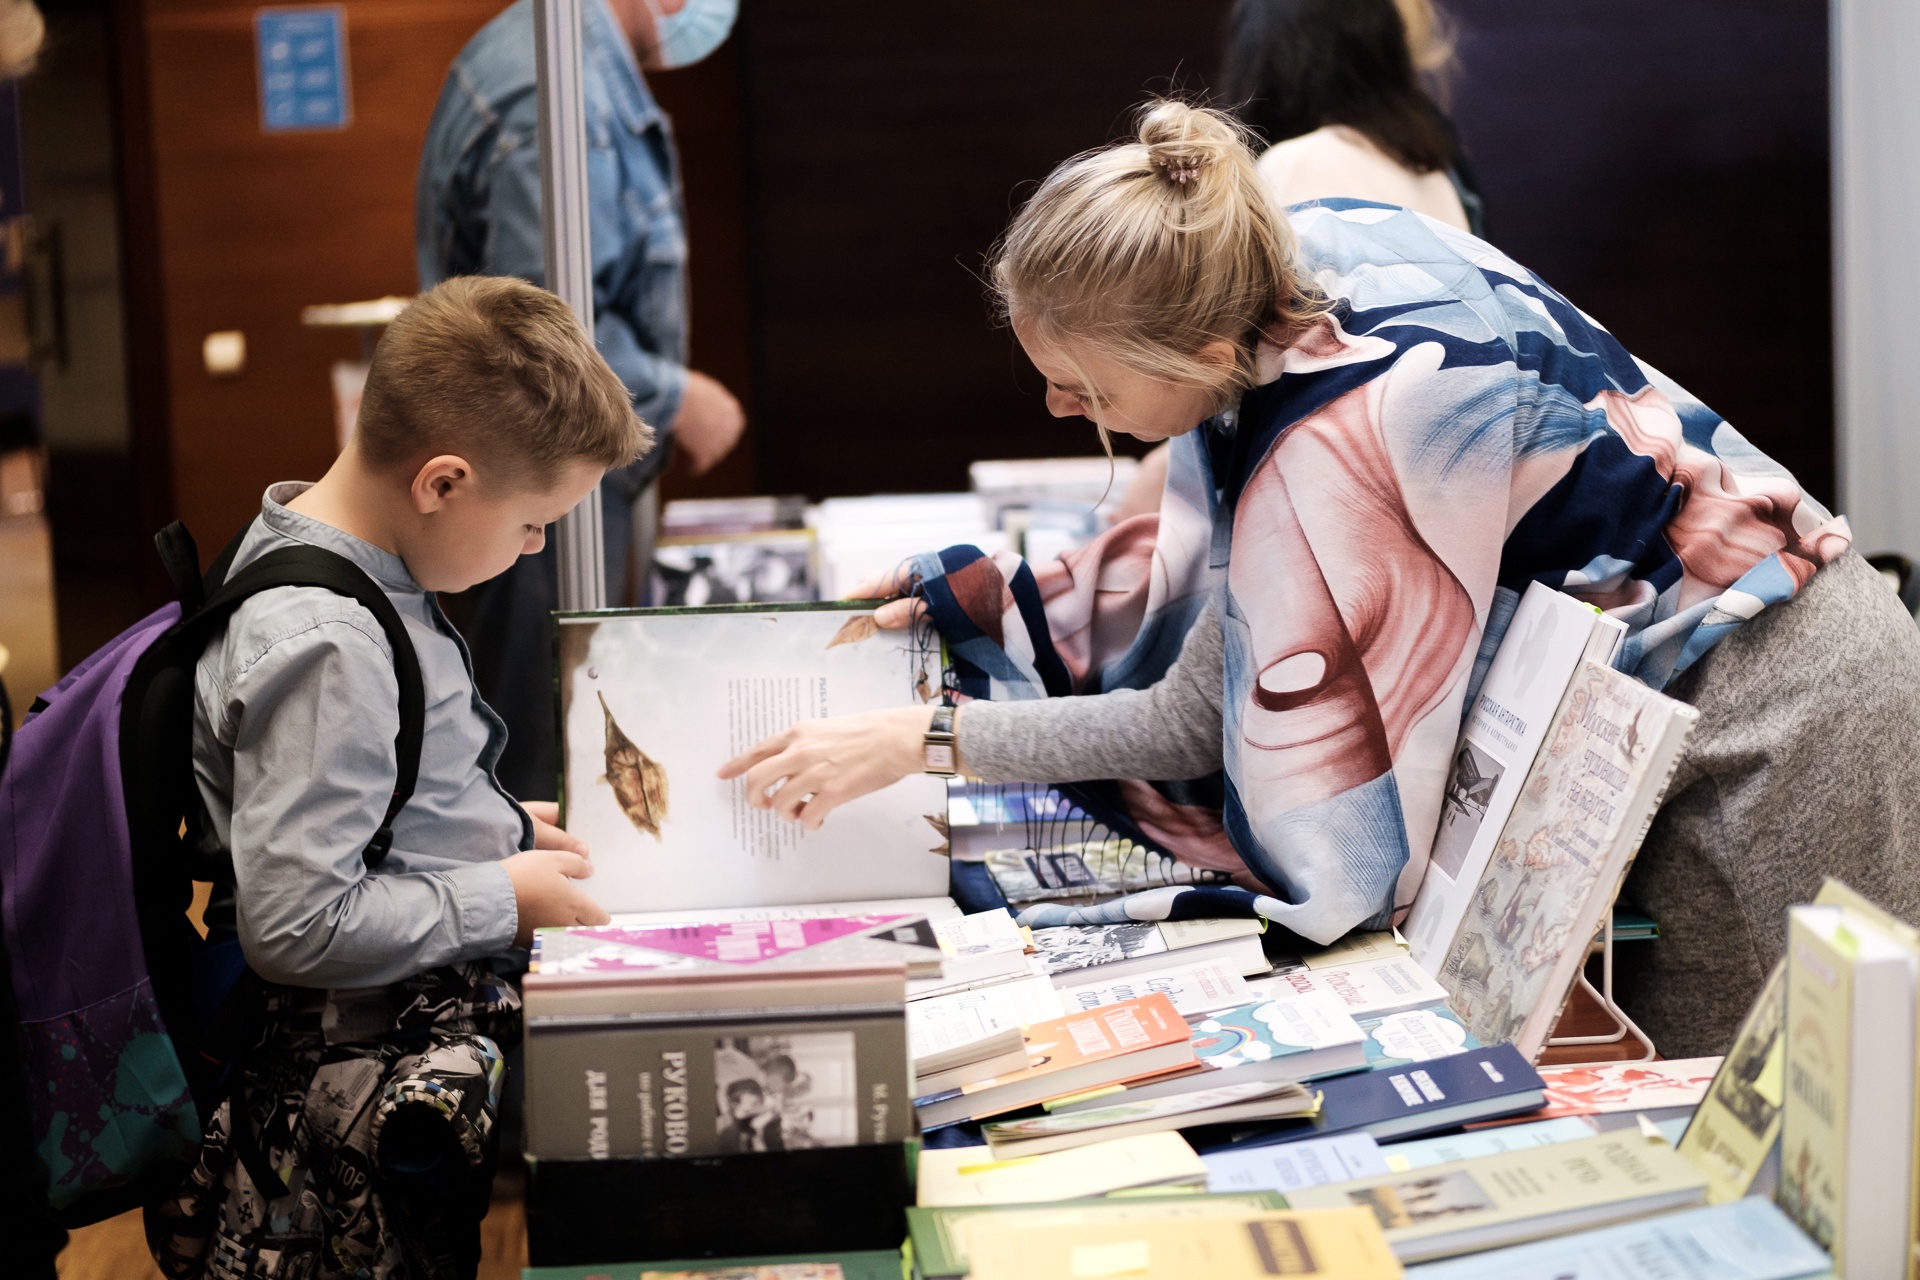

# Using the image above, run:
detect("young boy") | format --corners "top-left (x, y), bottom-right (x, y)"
top-left (147, 276), bottom-right (649, 1280)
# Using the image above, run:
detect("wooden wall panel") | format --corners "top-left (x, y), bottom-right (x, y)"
top-left (1446, 0), bottom-right (1832, 504)
top-left (132, 0), bottom-right (500, 556)
top-left (737, 1), bottom-right (1232, 500)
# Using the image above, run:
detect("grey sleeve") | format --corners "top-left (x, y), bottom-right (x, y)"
top-left (958, 596), bottom-right (1224, 784)
top-left (215, 612), bottom-right (518, 988)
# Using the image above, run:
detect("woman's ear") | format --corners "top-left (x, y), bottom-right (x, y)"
top-left (1194, 339), bottom-right (1240, 373)
top-left (410, 454), bottom-right (476, 514)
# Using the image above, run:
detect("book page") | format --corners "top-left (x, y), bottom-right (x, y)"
top-left (558, 606), bottom-right (950, 912)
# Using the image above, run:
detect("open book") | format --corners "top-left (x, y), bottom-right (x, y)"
top-left (555, 602), bottom-right (951, 912)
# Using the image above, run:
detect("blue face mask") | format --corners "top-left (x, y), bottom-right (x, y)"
top-left (642, 0), bottom-right (738, 69)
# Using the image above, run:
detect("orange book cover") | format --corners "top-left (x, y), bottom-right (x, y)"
top-left (961, 993), bottom-right (1196, 1099)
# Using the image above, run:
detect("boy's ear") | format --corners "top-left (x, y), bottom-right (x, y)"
top-left (410, 454), bottom-right (478, 514)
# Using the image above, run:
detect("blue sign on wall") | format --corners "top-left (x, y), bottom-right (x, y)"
top-left (255, 6), bottom-right (351, 133)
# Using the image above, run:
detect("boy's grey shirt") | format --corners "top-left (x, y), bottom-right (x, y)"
top-left (193, 483), bottom-right (529, 988)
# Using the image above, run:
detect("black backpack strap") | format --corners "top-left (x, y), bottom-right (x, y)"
top-left (197, 546), bottom-right (425, 870)
top-left (153, 522), bottom-right (206, 614)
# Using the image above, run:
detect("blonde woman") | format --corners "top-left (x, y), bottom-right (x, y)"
top-left (721, 103), bottom-right (1920, 1056)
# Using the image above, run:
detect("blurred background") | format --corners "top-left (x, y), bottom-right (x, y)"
top-left (0, 0), bottom-right (1872, 712)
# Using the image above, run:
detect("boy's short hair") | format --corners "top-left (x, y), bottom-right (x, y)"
top-left (356, 276), bottom-right (653, 487)
top-left (725, 1079), bottom-right (765, 1105)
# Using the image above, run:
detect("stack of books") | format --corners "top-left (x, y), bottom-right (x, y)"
top-left (522, 905), bottom-right (940, 1161)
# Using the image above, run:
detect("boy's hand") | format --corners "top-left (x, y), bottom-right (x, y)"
top-left (502, 848), bottom-right (608, 947)
top-left (520, 800), bottom-right (591, 858)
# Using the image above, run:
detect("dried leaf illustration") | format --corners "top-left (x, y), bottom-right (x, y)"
top-left (925, 812), bottom-right (951, 857)
top-left (828, 614), bottom-right (880, 649)
top-left (598, 691), bottom-right (668, 838)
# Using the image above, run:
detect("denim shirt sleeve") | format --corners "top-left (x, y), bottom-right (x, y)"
top-left (480, 123), bottom-right (689, 434)
top-left (213, 605), bottom-right (518, 988)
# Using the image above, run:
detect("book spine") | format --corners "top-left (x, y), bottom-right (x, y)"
top-left (525, 1011), bottom-right (910, 1160)
top-left (1781, 911), bottom-right (1851, 1260)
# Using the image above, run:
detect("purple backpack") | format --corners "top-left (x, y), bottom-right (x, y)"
top-left (0, 522), bottom-right (423, 1225)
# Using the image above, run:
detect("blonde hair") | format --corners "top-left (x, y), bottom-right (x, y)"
top-left (356, 276), bottom-right (653, 487)
top-left (990, 99), bottom-right (1326, 420)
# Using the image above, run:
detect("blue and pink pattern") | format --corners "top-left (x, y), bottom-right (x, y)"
top-left (918, 200), bottom-right (1848, 945)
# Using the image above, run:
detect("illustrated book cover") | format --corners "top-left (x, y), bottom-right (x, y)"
top-left (1287, 1133), bottom-right (1707, 1263)
top-left (1405, 583), bottom-right (1623, 970)
top-left (1436, 660), bottom-right (1697, 1059)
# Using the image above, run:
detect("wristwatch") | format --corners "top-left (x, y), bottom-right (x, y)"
top-left (923, 704), bottom-right (958, 776)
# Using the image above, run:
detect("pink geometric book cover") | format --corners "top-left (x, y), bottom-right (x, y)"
top-left (533, 913), bottom-right (914, 975)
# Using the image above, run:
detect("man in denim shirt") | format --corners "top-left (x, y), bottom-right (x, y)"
top-left (416, 0), bottom-right (743, 799)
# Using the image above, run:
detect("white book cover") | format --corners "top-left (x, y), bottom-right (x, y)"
top-left (556, 604), bottom-right (950, 912)
top-left (1202, 1131), bottom-right (1390, 1194)
top-left (1057, 957), bottom-right (1252, 1019)
top-left (935, 910), bottom-right (1027, 960)
top-left (1406, 583), bottom-right (1625, 971)
top-left (1249, 954), bottom-right (1450, 1018)
top-left (908, 975), bottom-right (1065, 1066)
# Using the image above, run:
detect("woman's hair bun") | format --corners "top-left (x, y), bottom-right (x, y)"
top-left (1137, 99), bottom-right (1248, 191)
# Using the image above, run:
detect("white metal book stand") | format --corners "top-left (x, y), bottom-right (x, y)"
top-left (1545, 919), bottom-right (1657, 1061)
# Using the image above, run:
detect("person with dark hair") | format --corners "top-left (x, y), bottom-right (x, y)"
top-left (1219, 0), bottom-right (1484, 236)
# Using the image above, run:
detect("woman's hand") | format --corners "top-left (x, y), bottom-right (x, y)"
top-left (520, 799), bottom-right (592, 859)
top-left (846, 566), bottom-right (927, 630)
top-left (717, 705), bottom-right (941, 830)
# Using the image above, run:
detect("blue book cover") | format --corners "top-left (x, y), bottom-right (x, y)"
top-left (1194, 1043), bottom-right (1546, 1152)
top-left (1402, 1197), bottom-right (1829, 1279)
top-left (1356, 1003), bottom-right (1482, 1069)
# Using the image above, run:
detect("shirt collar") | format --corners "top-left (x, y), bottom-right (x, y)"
top-left (258, 482), bottom-right (422, 594)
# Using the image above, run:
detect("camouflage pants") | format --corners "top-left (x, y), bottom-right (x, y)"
top-left (146, 965), bottom-right (520, 1280)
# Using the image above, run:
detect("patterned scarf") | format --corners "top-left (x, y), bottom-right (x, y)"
top-left (918, 200), bottom-right (1849, 945)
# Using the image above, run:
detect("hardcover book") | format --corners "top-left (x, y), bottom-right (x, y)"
top-left (1380, 1116), bottom-right (1597, 1172)
top-left (1199, 1044), bottom-right (1547, 1150)
top-left (524, 1009), bottom-right (912, 1160)
top-left (907, 1193), bottom-right (1288, 1280)
top-left (1251, 954), bottom-right (1451, 1018)
top-left (1056, 954), bottom-right (1253, 1019)
top-left (982, 1079), bottom-right (1318, 1159)
top-left (529, 911), bottom-right (941, 982)
top-left (1436, 661), bottom-right (1697, 1060)
top-left (961, 1207), bottom-right (1403, 1280)
top-left (555, 603), bottom-right (951, 912)
top-left (1399, 1197), bottom-right (1828, 1280)
top-left (1202, 1132), bottom-right (1390, 1194)
top-left (906, 975), bottom-right (1062, 1088)
top-left (1778, 903), bottom-right (1916, 1277)
top-left (913, 994), bottom-right (1197, 1128)
top-left (1405, 583), bottom-right (1624, 970)
top-left (1048, 991), bottom-right (1368, 1115)
top-left (1288, 1133), bottom-right (1707, 1263)
top-left (1508, 1057), bottom-right (1721, 1124)
top-left (914, 1131), bottom-right (1209, 1206)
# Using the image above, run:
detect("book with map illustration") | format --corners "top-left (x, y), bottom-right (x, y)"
top-left (555, 604), bottom-right (951, 912)
top-left (1436, 661), bottom-right (1696, 1061)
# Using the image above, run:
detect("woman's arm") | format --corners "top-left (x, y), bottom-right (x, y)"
top-left (718, 597), bottom-right (1224, 828)
top-left (962, 594), bottom-right (1223, 783)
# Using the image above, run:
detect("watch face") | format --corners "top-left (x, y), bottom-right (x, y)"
top-left (926, 743), bottom-right (956, 772)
